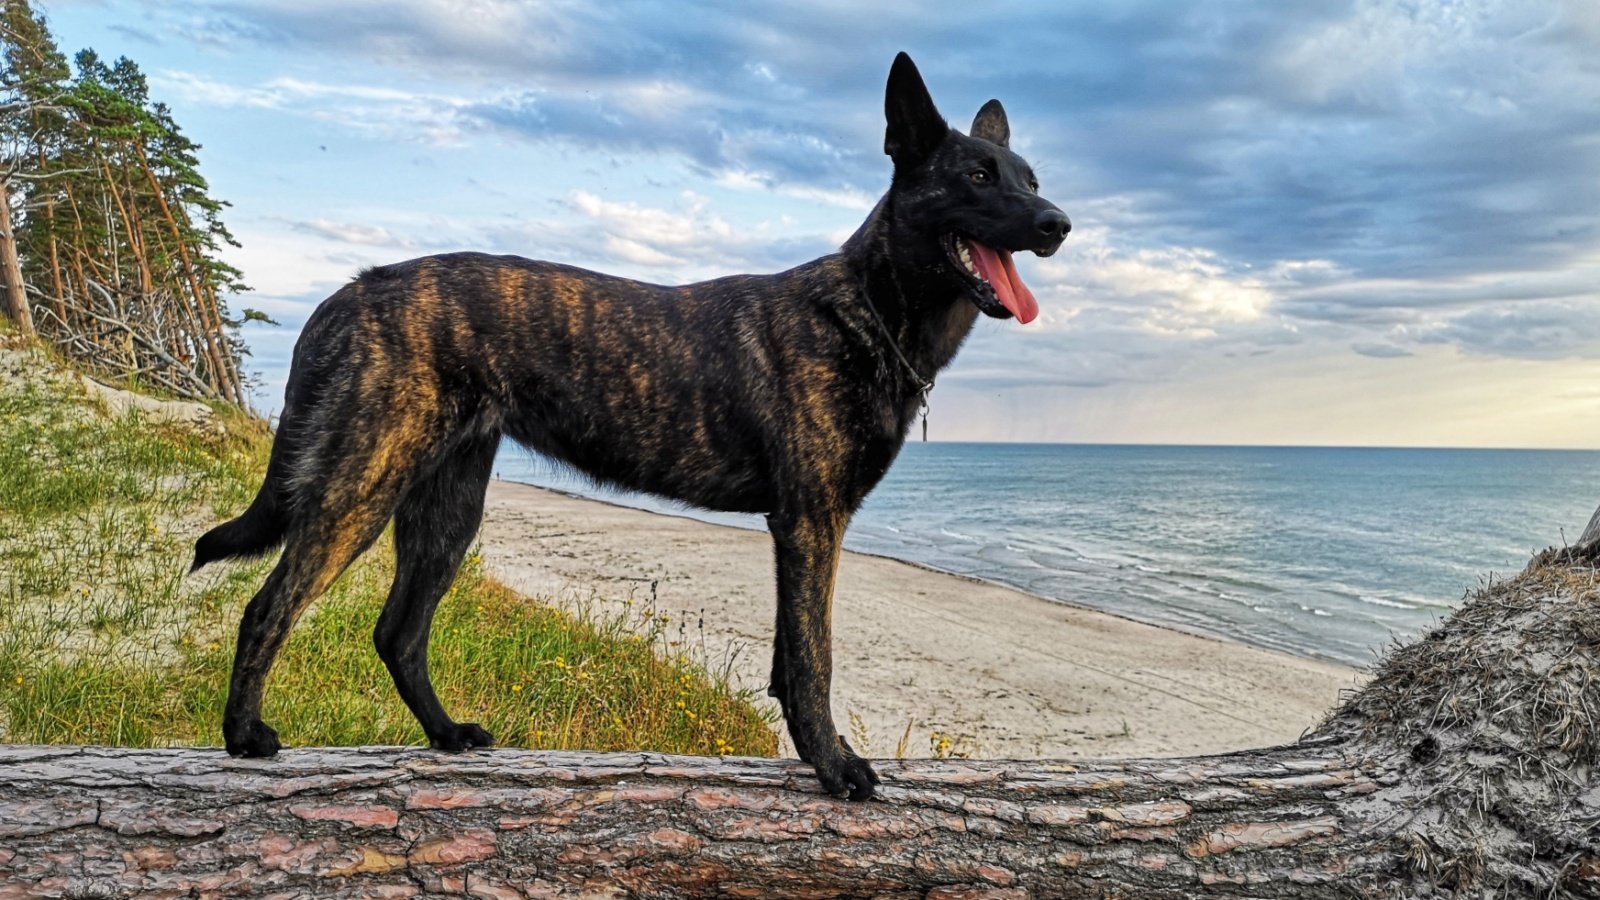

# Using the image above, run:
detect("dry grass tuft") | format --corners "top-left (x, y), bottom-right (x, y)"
top-left (1322, 540), bottom-right (1600, 894)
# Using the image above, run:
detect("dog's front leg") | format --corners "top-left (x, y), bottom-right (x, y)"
top-left (768, 508), bottom-right (880, 801)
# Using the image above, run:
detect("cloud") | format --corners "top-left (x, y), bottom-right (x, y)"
top-left (107, 23), bottom-right (160, 45)
top-left (1271, 257), bottom-right (1600, 354)
top-left (714, 170), bottom-right (875, 211)
top-left (1015, 207), bottom-right (1338, 342)
top-left (551, 190), bottom-right (836, 281)
top-left (150, 71), bottom-right (472, 142)
top-left (153, 71), bottom-right (285, 108)
top-left (1410, 301), bottom-right (1600, 360)
top-left (289, 218), bottom-right (415, 249)
top-left (1352, 342), bottom-right (1413, 359)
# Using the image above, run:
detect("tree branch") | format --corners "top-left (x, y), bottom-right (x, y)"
top-left (1579, 501), bottom-right (1600, 549)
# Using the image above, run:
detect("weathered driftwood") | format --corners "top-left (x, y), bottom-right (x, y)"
top-left (4, 538), bottom-right (1599, 898)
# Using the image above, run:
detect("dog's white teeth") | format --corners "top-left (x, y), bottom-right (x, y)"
top-left (957, 244), bottom-right (978, 276)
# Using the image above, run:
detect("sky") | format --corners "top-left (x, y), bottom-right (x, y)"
top-left (40, 0), bottom-right (1600, 447)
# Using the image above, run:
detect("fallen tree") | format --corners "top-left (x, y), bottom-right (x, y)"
top-left (4, 521), bottom-right (1599, 898)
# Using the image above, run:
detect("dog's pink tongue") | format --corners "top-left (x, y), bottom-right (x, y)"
top-left (967, 239), bottom-right (1039, 324)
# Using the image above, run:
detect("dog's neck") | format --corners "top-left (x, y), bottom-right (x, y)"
top-left (841, 195), bottom-right (980, 385)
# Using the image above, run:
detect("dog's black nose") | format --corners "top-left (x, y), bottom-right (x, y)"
top-left (1035, 209), bottom-right (1071, 241)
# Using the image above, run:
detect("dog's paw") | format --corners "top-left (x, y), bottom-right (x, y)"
top-left (811, 742), bottom-right (880, 801)
top-left (224, 719), bottom-right (282, 758)
top-left (429, 722), bottom-right (495, 752)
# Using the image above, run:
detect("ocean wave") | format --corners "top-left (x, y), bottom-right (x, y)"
top-left (1357, 594), bottom-right (1418, 610)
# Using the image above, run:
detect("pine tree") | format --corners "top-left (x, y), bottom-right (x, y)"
top-left (0, 0), bottom-right (255, 405)
top-left (0, 0), bottom-right (68, 336)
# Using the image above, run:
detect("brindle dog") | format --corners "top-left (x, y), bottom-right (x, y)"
top-left (194, 52), bottom-right (1069, 800)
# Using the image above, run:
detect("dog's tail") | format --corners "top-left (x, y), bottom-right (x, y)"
top-left (191, 422), bottom-right (298, 573)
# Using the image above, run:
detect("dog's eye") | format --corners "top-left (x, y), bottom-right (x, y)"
top-left (1028, 178), bottom-right (1039, 192)
top-left (968, 170), bottom-right (990, 184)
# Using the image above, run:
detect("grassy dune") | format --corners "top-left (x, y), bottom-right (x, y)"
top-left (0, 335), bottom-right (777, 757)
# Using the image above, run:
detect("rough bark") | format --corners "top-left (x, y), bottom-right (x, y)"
top-left (0, 172), bottom-right (34, 336)
top-left (3, 525), bottom-right (1599, 898)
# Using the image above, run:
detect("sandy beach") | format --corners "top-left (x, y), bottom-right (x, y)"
top-left (479, 480), bottom-right (1360, 760)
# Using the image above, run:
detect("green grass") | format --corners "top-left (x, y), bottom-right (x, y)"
top-left (0, 338), bottom-right (777, 757)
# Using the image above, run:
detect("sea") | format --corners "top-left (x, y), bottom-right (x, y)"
top-left (493, 442), bottom-right (1600, 667)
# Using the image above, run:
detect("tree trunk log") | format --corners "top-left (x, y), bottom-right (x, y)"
top-left (0, 173), bottom-right (35, 337)
top-left (4, 532), bottom-right (1600, 898)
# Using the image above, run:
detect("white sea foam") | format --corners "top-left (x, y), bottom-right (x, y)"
top-left (1357, 594), bottom-right (1416, 610)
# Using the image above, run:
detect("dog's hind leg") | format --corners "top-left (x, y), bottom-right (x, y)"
top-left (374, 432), bottom-right (499, 751)
top-left (222, 388), bottom-right (457, 757)
top-left (768, 506), bottom-right (881, 800)
top-left (222, 497), bottom-right (399, 757)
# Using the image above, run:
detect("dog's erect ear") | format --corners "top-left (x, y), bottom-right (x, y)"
top-left (970, 99), bottom-right (1009, 148)
top-left (884, 52), bottom-right (948, 169)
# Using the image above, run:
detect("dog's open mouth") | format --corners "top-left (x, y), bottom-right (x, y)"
top-left (947, 235), bottom-right (1038, 324)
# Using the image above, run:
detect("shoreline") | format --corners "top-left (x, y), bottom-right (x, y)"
top-left (514, 477), bottom-right (1363, 670)
top-left (478, 479), bottom-right (1361, 760)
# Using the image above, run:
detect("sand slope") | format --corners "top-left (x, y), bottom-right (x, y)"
top-left (479, 480), bottom-right (1360, 760)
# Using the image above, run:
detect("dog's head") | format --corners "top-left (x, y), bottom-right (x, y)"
top-left (883, 52), bottom-right (1069, 324)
